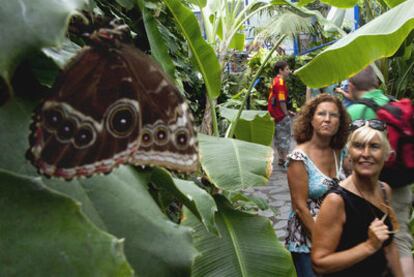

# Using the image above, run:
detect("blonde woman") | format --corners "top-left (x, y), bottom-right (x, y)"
top-left (312, 120), bottom-right (403, 277)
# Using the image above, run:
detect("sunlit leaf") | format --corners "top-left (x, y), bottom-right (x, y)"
top-left (229, 32), bottom-right (245, 51)
top-left (383, 0), bottom-right (407, 8)
top-left (220, 108), bottom-right (274, 146)
top-left (162, 0), bottom-right (222, 99)
top-left (188, 0), bottom-right (207, 8)
top-left (183, 195), bottom-right (296, 277)
top-left (295, 0), bottom-right (414, 88)
top-left (320, 0), bottom-right (358, 8)
top-left (199, 134), bottom-right (273, 192)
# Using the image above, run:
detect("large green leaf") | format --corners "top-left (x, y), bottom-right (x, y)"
top-left (188, 0), bottom-right (207, 8)
top-left (298, 0), bottom-right (314, 5)
top-left (198, 134), bottom-right (273, 192)
top-left (0, 0), bottom-right (87, 88)
top-left (295, 0), bottom-right (414, 88)
top-left (135, 0), bottom-right (177, 80)
top-left (383, 0), bottom-right (406, 7)
top-left (67, 169), bottom-right (197, 277)
top-left (162, 0), bottom-right (222, 100)
top-left (0, 169), bottom-right (133, 276)
top-left (319, 0), bottom-right (358, 8)
top-left (229, 32), bottom-right (245, 51)
top-left (183, 195), bottom-right (296, 277)
top-left (0, 97), bottom-right (197, 276)
top-left (150, 167), bottom-right (219, 235)
top-left (220, 108), bottom-right (274, 146)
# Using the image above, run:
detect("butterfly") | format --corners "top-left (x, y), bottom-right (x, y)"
top-left (27, 27), bottom-right (198, 180)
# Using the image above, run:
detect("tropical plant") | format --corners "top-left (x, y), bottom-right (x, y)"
top-left (295, 0), bottom-right (414, 99)
top-left (0, 0), bottom-right (297, 276)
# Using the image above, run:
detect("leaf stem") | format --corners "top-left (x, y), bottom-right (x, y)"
top-left (225, 34), bottom-right (286, 138)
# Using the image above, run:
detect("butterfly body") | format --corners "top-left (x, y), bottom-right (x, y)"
top-left (27, 34), bottom-right (198, 179)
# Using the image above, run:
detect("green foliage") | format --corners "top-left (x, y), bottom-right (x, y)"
top-left (183, 195), bottom-right (296, 277)
top-left (0, 0), bottom-right (296, 275)
top-left (295, 0), bottom-right (414, 96)
top-left (162, 0), bottom-right (221, 100)
top-left (198, 134), bottom-right (273, 192)
top-left (0, 0), bottom-right (88, 94)
top-left (0, 169), bottom-right (133, 277)
top-left (150, 167), bottom-right (219, 235)
top-left (220, 108), bottom-right (275, 146)
top-left (383, 0), bottom-right (406, 7)
top-left (241, 50), bottom-right (308, 110)
top-left (0, 97), bottom-right (199, 276)
top-left (386, 31), bottom-right (414, 98)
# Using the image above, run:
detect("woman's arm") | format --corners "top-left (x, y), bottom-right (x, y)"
top-left (287, 160), bottom-right (314, 237)
top-left (312, 193), bottom-right (390, 274)
top-left (384, 242), bottom-right (403, 277)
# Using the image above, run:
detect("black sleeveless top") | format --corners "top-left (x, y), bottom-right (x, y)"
top-left (323, 185), bottom-right (394, 277)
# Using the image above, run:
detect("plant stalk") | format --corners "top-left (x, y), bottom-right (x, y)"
top-left (209, 96), bottom-right (219, 136)
top-left (225, 34), bottom-right (287, 138)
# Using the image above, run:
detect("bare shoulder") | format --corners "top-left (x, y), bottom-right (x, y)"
top-left (319, 192), bottom-right (346, 223)
top-left (287, 159), bottom-right (306, 179)
top-left (323, 192), bottom-right (345, 208)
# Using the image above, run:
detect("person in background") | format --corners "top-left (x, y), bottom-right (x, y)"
top-left (286, 94), bottom-right (350, 277)
top-left (268, 61), bottom-right (295, 168)
top-left (346, 66), bottom-right (414, 276)
top-left (312, 120), bottom-right (403, 277)
top-left (305, 84), bottom-right (338, 103)
top-left (335, 80), bottom-right (353, 108)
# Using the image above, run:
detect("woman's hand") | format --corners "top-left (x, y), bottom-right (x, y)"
top-left (367, 218), bottom-right (390, 251)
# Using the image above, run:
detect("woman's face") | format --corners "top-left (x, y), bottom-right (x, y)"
top-left (349, 134), bottom-right (386, 177)
top-left (311, 101), bottom-right (340, 137)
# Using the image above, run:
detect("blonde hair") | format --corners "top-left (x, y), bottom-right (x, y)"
top-left (347, 124), bottom-right (392, 160)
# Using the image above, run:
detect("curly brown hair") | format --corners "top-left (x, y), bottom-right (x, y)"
top-left (293, 94), bottom-right (350, 149)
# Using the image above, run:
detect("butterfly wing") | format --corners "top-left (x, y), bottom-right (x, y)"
top-left (27, 42), bottom-right (198, 179)
top-left (119, 45), bottom-right (198, 173)
top-left (27, 46), bottom-right (143, 179)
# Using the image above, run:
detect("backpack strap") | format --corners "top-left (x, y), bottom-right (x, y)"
top-left (353, 98), bottom-right (380, 118)
top-left (354, 98), bottom-right (404, 120)
top-left (354, 98), bottom-right (381, 111)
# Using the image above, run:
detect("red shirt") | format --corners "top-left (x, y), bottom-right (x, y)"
top-left (268, 75), bottom-right (288, 122)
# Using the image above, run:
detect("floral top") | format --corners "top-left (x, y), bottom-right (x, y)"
top-left (285, 149), bottom-right (344, 253)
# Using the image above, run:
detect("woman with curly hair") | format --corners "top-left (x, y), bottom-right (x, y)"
top-left (285, 94), bottom-right (351, 277)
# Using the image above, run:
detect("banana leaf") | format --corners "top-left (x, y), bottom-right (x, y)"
top-left (220, 108), bottom-right (275, 146)
top-left (0, 169), bottom-right (133, 277)
top-left (0, 0), bottom-right (87, 94)
top-left (162, 0), bottom-right (221, 100)
top-left (295, 0), bottom-right (414, 88)
top-left (150, 167), bottom-right (219, 235)
top-left (198, 134), bottom-right (273, 192)
top-left (183, 195), bottom-right (296, 277)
